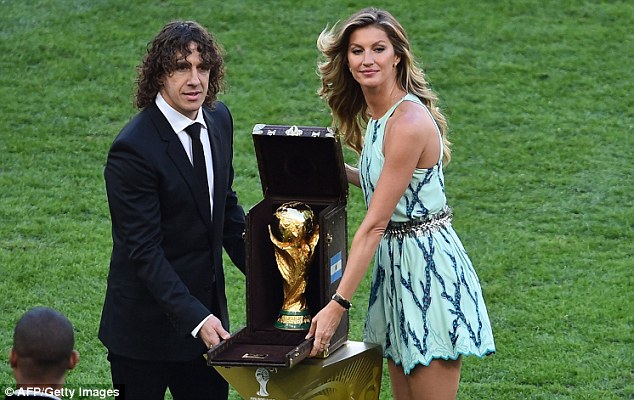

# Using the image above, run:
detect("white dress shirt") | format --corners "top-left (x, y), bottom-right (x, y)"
top-left (155, 93), bottom-right (214, 221)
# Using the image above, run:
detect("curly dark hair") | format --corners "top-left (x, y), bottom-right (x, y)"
top-left (135, 21), bottom-right (225, 110)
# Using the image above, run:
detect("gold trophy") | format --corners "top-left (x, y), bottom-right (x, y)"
top-left (269, 201), bottom-right (319, 330)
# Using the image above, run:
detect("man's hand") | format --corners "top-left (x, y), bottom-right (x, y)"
top-left (199, 315), bottom-right (231, 348)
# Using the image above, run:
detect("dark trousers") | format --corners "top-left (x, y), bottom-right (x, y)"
top-left (108, 352), bottom-right (228, 400)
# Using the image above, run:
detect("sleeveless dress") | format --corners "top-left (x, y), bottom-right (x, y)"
top-left (360, 93), bottom-right (495, 374)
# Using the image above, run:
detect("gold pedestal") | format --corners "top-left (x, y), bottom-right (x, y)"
top-left (214, 341), bottom-right (382, 400)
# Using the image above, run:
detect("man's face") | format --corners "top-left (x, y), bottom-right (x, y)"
top-left (159, 42), bottom-right (210, 119)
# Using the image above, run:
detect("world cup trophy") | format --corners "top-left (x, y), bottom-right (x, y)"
top-left (269, 201), bottom-right (319, 330)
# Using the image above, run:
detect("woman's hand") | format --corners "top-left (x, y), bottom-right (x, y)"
top-left (305, 300), bottom-right (347, 357)
top-left (344, 163), bottom-right (361, 187)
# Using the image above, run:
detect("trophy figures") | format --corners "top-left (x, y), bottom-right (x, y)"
top-left (269, 201), bottom-right (319, 330)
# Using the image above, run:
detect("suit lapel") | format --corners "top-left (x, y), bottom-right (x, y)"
top-left (203, 108), bottom-right (223, 226)
top-left (148, 104), bottom-right (213, 227)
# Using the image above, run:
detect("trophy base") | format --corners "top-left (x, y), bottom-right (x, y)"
top-left (212, 341), bottom-right (383, 399)
top-left (275, 309), bottom-right (311, 331)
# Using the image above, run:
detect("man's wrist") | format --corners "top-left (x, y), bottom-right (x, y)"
top-left (191, 314), bottom-right (213, 337)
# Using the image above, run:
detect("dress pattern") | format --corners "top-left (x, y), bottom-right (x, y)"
top-left (360, 93), bottom-right (495, 374)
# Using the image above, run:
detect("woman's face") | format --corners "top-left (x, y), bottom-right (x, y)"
top-left (347, 25), bottom-right (400, 90)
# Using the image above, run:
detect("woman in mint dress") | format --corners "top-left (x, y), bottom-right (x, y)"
top-left (306, 7), bottom-right (495, 400)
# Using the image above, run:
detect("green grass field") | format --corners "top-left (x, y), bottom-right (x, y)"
top-left (1, 0), bottom-right (632, 399)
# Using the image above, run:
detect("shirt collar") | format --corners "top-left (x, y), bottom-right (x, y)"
top-left (12, 388), bottom-right (61, 399)
top-left (156, 93), bottom-right (207, 133)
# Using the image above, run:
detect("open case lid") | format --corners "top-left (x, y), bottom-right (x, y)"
top-left (252, 124), bottom-right (348, 202)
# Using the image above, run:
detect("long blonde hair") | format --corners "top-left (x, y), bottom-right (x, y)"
top-left (317, 8), bottom-right (451, 164)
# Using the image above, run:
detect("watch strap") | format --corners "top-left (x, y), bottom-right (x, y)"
top-left (331, 292), bottom-right (352, 310)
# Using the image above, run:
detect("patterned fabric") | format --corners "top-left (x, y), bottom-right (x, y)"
top-left (360, 93), bottom-right (495, 374)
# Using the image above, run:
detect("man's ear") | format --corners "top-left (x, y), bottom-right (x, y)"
top-left (9, 348), bottom-right (18, 368)
top-left (69, 350), bottom-right (80, 370)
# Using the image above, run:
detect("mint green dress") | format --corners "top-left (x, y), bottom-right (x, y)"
top-left (360, 93), bottom-right (495, 374)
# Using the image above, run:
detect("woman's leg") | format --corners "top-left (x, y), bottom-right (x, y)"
top-left (388, 359), bottom-right (412, 399)
top-left (388, 357), bottom-right (462, 400)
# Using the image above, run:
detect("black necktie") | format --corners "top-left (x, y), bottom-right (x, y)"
top-left (184, 123), bottom-right (211, 219)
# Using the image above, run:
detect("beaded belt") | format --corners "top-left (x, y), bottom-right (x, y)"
top-left (384, 206), bottom-right (453, 239)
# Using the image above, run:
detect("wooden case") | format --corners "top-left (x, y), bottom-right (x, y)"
top-left (206, 124), bottom-right (349, 368)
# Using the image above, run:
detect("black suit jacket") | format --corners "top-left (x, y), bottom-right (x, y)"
top-left (99, 101), bottom-right (245, 362)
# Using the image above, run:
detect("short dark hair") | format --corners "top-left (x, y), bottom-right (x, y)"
top-left (13, 307), bottom-right (75, 380)
top-left (135, 20), bottom-right (225, 110)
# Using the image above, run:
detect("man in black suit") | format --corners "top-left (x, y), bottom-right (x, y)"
top-left (6, 307), bottom-right (79, 400)
top-left (99, 20), bottom-right (246, 400)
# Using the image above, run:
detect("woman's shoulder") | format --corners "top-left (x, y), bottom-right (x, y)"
top-left (389, 99), bottom-right (436, 139)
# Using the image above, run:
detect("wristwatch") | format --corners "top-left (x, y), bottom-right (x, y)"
top-left (331, 292), bottom-right (352, 310)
